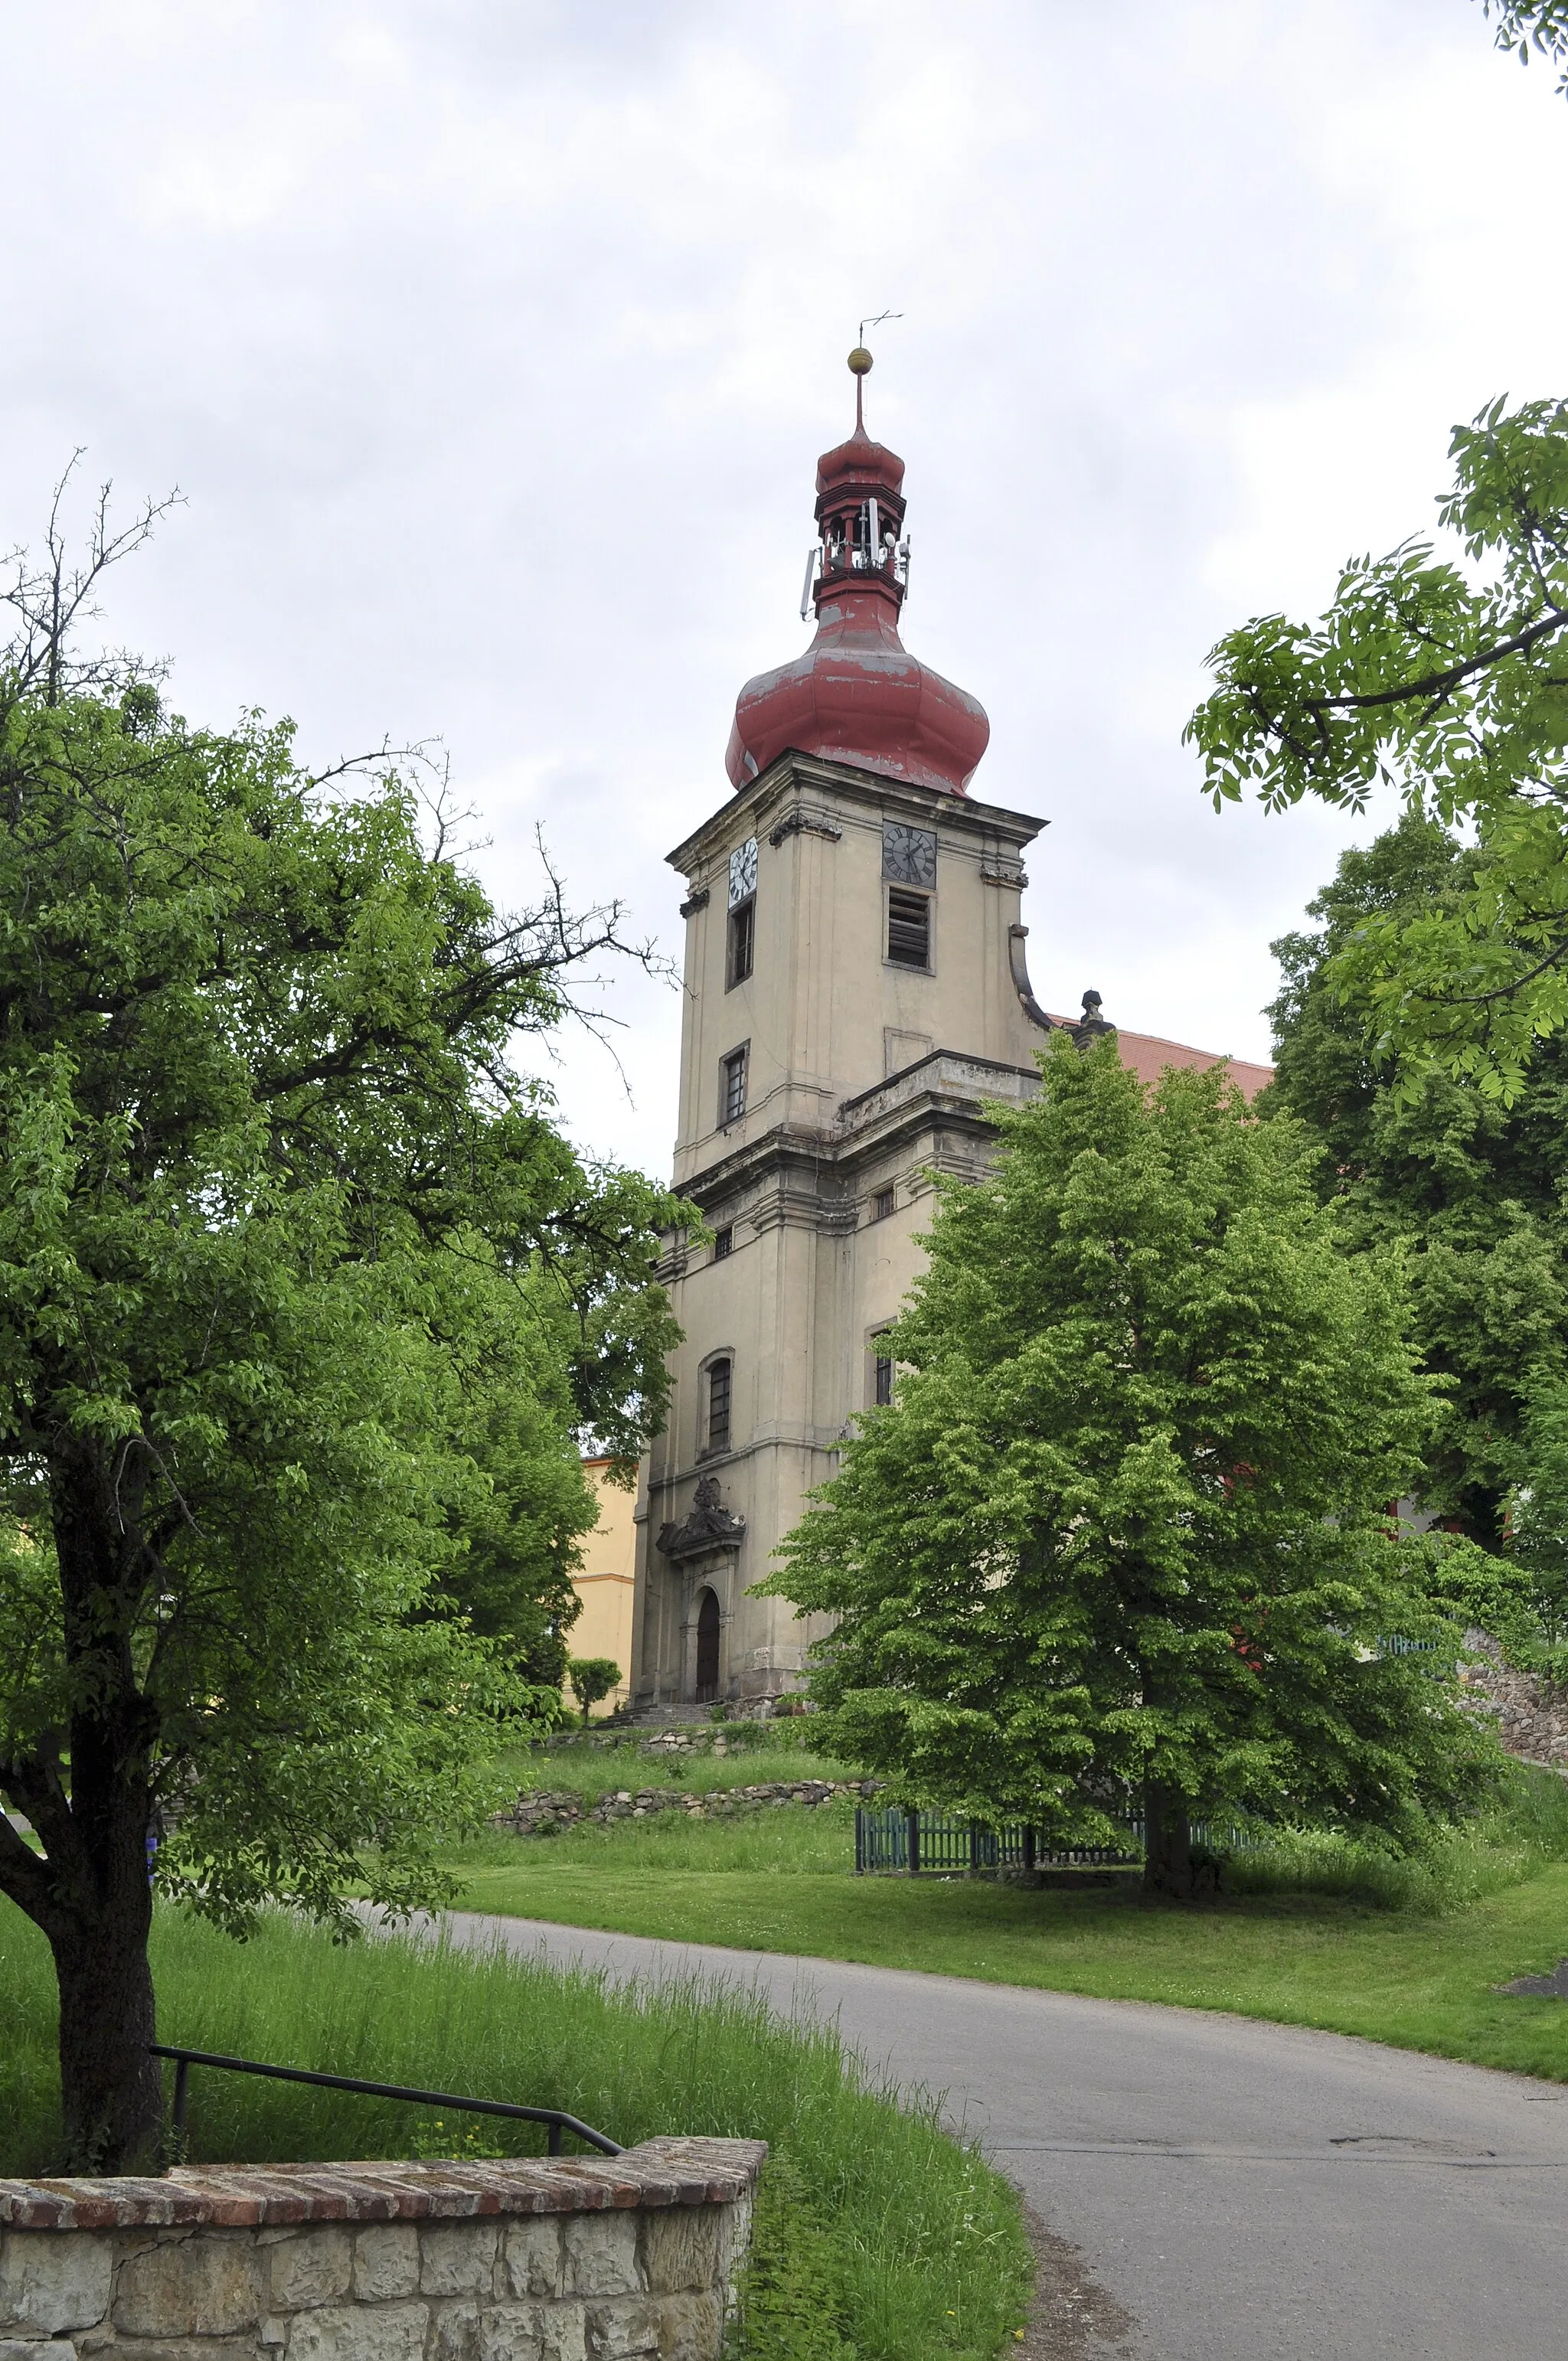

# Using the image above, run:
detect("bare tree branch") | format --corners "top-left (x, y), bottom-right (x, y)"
top-left (1, 454), bottom-right (185, 707)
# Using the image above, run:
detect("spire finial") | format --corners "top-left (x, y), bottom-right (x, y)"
top-left (847, 342), bottom-right (872, 432)
top-left (849, 310), bottom-right (900, 435)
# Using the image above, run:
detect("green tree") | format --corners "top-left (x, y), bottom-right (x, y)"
top-left (1480, 1), bottom-right (1568, 90)
top-left (1505, 1383), bottom-right (1568, 1675)
top-left (427, 1158), bottom-right (688, 1695)
top-left (1195, 4), bottom-right (1568, 1080)
top-left (567, 1656), bottom-right (623, 1724)
top-left (1266, 815), bottom-right (1568, 1540)
top-left (764, 1038), bottom-right (1496, 1899)
top-left (0, 488), bottom-right (686, 2168)
top-left (1186, 397), bottom-right (1568, 1099)
top-left (430, 1358), bottom-right (596, 1693)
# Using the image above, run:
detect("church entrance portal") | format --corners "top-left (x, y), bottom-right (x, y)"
top-left (694, 1588), bottom-right (720, 1703)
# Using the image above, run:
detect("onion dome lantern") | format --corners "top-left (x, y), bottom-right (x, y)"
top-left (725, 351), bottom-right (989, 796)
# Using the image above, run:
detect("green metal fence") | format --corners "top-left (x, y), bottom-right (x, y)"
top-left (853, 1807), bottom-right (1138, 1875)
top-left (853, 1804), bottom-right (1268, 1874)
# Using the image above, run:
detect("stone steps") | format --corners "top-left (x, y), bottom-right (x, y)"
top-left (616, 1701), bottom-right (717, 1729)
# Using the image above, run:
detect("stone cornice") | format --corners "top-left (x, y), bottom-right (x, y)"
top-left (665, 749), bottom-right (1046, 883)
top-left (668, 1049), bottom-right (1040, 1224)
top-left (835, 1047), bottom-right (1038, 1129)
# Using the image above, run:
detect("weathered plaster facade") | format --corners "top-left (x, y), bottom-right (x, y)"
top-left (629, 355), bottom-right (1271, 1716)
top-left (630, 749), bottom-right (1050, 1712)
top-left (566, 1464), bottom-right (638, 1718)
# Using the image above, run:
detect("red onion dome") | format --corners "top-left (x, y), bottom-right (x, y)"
top-left (815, 422), bottom-right (906, 501)
top-left (724, 353), bottom-right (988, 798)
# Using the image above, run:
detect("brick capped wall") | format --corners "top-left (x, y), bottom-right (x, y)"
top-left (0, 2137), bottom-right (763, 2361)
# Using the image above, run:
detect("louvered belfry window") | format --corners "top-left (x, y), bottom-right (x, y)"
top-left (886, 887), bottom-right (931, 968)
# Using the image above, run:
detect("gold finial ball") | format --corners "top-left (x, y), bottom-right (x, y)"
top-left (848, 345), bottom-right (874, 376)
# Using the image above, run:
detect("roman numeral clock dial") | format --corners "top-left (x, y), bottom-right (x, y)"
top-left (729, 837), bottom-right (758, 906)
top-left (882, 822), bottom-right (936, 887)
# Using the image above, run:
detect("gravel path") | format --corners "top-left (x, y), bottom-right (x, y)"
top-left (414, 1908), bottom-right (1568, 2360)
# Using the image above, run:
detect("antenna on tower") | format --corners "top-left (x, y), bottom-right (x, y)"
top-left (799, 544), bottom-right (819, 622)
top-left (858, 309), bottom-right (903, 342)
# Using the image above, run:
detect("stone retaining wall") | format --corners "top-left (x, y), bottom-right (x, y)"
top-left (545, 1730), bottom-right (756, 1759)
top-left (492, 1781), bottom-right (880, 1836)
top-left (1460, 1632), bottom-right (1568, 1772)
top-left (0, 2137), bottom-right (763, 2361)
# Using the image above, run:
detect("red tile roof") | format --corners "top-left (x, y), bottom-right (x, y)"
top-left (1049, 1020), bottom-right (1273, 1102)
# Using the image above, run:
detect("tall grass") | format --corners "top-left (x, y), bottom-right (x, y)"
top-left (461, 1798), bottom-right (858, 1877)
top-left (1224, 1762), bottom-right (1568, 1914)
top-left (0, 1904), bottom-right (1030, 2361)
top-left (467, 1765), bottom-right (1568, 1902)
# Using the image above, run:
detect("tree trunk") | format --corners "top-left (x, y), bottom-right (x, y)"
top-left (36, 1431), bottom-right (164, 2172)
top-left (48, 1823), bottom-right (162, 2172)
top-left (1143, 1780), bottom-right (1194, 1902)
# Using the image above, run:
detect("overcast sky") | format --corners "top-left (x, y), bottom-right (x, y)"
top-left (5, 0), bottom-right (1566, 1174)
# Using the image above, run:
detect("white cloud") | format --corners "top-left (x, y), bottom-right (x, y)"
top-left (0, 0), bottom-right (1558, 1164)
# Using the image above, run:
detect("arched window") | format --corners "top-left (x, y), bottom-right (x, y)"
top-left (706, 1357), bottom-right (732, 1452)
top-left (695, 1588), bottom-right (720, 1704)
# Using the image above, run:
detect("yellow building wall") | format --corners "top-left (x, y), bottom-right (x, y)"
top-left (567, 1460), bottom-right (638, 1716)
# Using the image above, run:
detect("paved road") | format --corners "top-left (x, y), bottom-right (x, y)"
top-left (426, 1909), bottom-right (1568, 2360)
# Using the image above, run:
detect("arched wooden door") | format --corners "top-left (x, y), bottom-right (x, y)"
top-left (694, 1588), bottom-right (720, 1704)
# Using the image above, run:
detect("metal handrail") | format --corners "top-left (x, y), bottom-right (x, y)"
top-left (149, 2044), bottom-right (622, 2157)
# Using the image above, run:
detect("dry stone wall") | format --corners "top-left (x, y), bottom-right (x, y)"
top-left (0, 2138), bottom-right (763, 2361)
top-left (492, 1781), bottom-right (879, 1836)
top-left (1459, 1633), bottom-right (1568, 1773)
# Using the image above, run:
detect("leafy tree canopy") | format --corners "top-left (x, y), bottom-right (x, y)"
top-left (1187, 398), bottom-right (1568, 1099)
top-left (0, 478), bottom-right (688, 2167)
top-left (1265, 814), bottom-right (1568, 1540)
top-left (763, 1039), bottom-right (1498, 1899)
top-left (1480, 0), bottom-right (1568, 90)
top-left (1497, 1381), bottom-right (1568, 1675)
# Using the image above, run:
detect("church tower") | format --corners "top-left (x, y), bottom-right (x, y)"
top-left (630, 350), bottom-right (1063, 1713)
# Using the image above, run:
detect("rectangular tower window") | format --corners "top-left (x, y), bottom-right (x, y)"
top-left (887, 887), bottom-right (931, 968)
top-left (727, 896), bottom-right (755, 987)
top-left (874, 1349), bottom-right (894, 1407)
top-left (707, 1358), bottom-right (732, 1452)
top-left (720, 1045), bottom-right (748, 1125)
top-left (713, 1226), bottom-right (733, 1260)
top-left (871, 1187), bottom-right (894, 1223)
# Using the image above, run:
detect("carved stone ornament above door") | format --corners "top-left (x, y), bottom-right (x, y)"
top-left (655, 1474), bottom-right (746, 1560)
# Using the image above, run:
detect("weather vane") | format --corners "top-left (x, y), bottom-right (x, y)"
top-left (848, 310), bottom-right (903, 402)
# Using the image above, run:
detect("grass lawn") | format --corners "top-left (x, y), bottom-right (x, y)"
top-left (1, 1902), bottom-right (1030, 2361)
top-left (433, 1780), bottom-right (1568, 2084)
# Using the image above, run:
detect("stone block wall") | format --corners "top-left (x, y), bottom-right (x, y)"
top-left (493, 1779), bottom-right (880, 1836)
top-left (1460, 1632), bottom-right (1568, 1773)
top-left (0, 2137), bottom-right (763, 2361)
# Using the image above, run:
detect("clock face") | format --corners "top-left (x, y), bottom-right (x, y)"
top-left (728, 836), bottom-right (758, 907)
top-left (882, 822), bottom-right (936, 888)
